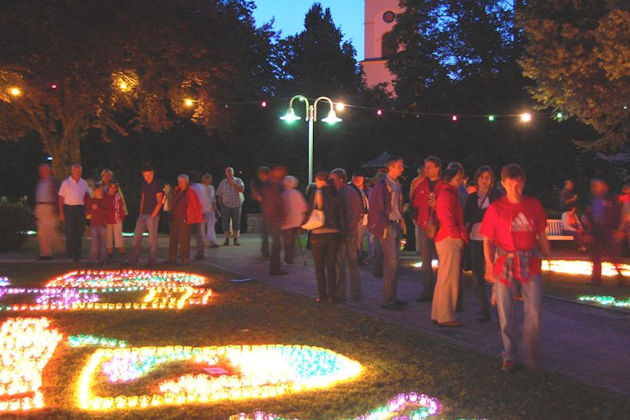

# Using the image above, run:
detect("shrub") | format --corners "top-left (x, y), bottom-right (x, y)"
top-left (0, 202), bottom-right (33, 251)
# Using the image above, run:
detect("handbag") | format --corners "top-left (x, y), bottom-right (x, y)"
top-left (425, 209), bottom-right (438, 239)
top-left (301, 209), bottom-right (325, 230)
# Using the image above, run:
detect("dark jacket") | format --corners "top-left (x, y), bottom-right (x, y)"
top-left (305, 185), bottom-right (346, 235)
top-left (260, 179), bottom-right (285, 226)
top-left (367, 176), bottom-right (392, 237)
top-left (464, 189), bottom-right (501, 229)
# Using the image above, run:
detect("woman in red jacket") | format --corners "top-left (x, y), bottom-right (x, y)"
top-left (168, 174), bottom-right (203, 264)
top-left (431, 167), bottom-right (467, 327)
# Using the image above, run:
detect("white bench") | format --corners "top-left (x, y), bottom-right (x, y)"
top-left (545, 219), bottom-right (574, 241)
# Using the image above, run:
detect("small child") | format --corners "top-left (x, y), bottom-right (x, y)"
top-left (105, 181), bottom-right (126, 259)
top-left (86, 183), bottom-right (109, 263)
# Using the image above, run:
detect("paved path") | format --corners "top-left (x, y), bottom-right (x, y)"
top-left (1, 234), bottom-right (629, 397)
top-left (197, 235), bottom-right (630, 397)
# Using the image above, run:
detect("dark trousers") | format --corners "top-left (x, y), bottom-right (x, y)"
top-left (283, 227), bottom-right (298, 264)
top-left (169, 219), bottom-right (191, 262)
top-left (261, 218), bottom-right (270, 257)
top-left (311, 232), bottom-right (340, 300)
top-left (268, 223), bottom-right (282, 272)
top-left (64, 205), bottom-right (85, 259)
top-left (470, 240), bottom-right (491, 316)
top-left (591, 228), bottom-right (623, 282)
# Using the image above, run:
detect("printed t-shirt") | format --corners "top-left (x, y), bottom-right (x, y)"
top-left (480, 196), bottom-right (547, 251)
top-left (480, 196), bottom-right (547, 281)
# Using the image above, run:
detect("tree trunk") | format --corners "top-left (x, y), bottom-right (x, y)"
top-left (48, 134), bottom-right (81, 179)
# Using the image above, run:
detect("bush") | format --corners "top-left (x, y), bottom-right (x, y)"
top-left (0, 202), bottom-right (33, 251)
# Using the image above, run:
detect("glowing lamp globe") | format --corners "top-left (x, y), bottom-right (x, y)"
top-left (279, 108), bottom-right (301, 123)
top-left (9, 87), bottom-right (21, 97)
top-left (520, 112), bottom-right (532, 123)
top-left (321, 110), bottom-right (342, 124)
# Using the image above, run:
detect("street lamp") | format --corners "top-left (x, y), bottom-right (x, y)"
top-left (280, 95), bottom-right (342, 185)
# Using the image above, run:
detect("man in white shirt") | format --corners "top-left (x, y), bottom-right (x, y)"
top-left (58, 164), bottom-right (90, 261)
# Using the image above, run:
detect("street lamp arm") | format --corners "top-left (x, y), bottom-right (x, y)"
top-left (288, 95), bottom-right (310, 121)
top-left (313, 96), bottom-right (334, 121)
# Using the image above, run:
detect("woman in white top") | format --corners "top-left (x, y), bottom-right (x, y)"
top-left (464, 166), bottom-right (501, 323)
top-left (561, 205), bottom-right (584, 236)
top-left (282, 176), bottom-right (308, 264)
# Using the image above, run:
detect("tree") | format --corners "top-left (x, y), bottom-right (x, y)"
top-left (519, 0), bottom-right (630, 151)
top-left (276, 3), bottom-right (363, 98)
top-left (0, 0), bottom-right (275, 176)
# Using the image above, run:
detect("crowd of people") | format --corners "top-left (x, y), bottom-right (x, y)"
top-left (33, 156), bottom-right (630, 372)
top-left (559, 178), bottom-right (630, 283)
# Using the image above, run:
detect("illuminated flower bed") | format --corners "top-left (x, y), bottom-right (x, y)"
top-left (542, 260), bottom-right (630, 277)
top-left (77, 345), bottom-right (363, 410)
top-left (0, 271), bottom-right (213, 312)
top-left (0, 317), bottom-right (62, 412)
top-left (68, 335), bottom-right (128, 348)
top-left (412, 259), bottom-right (630, 278)
top-left (45, 270), bottom-right (207, 288)
top-left (230, 392), bottom-right (441, 420)
top-left (578, 295), bottom-right (630, 309)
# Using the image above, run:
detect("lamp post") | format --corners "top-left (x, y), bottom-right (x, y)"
top-left (280, 95), bottom-right (342, 185)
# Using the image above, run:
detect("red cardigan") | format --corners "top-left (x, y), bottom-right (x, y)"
top-left (173, 186), bottom-right (203, 225)
top-left (435, 184), bottom-right (467, 243)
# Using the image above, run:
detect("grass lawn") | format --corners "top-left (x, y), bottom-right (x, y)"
top-left (0, 263), bottom-right (629, 419)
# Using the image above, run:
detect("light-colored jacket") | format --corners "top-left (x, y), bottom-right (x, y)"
top-left (282, 189), bottom-right (307, 230)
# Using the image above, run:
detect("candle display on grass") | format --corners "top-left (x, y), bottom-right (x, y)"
top-left (45, 269), bottom-right (207, 288)
top-left (229, 392), bottom-right (441, 420)
top-left (578, 295), bottom-right (630, 308)
top-left (77, 345), bottom-right (362, 410)
top-left (542, 260), bottom-right (630, 277)
top-left (0, 271), bottom-right (213, 312)
top-left (68, 335), bottom-right (128, 348)
top-left (0, 317), bottom-right (62, 412)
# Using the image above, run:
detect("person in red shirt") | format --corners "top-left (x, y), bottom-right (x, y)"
top-left (481, 163), bottom-right (550, 372)
top-left (431, 167), bottom-right (467, 327)
top-left (85, 183), bottom-right (109, 263)
top-left (167, 174), bottom-right (203, 264)
top-left (411, 156), bottom-right (444, 302)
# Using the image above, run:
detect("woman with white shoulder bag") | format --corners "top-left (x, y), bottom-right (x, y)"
top-left (302, 172), bottom-right (345, 303)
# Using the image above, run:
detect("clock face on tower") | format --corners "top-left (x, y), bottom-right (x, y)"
top-left (382, 11), bottom-right (396, 23)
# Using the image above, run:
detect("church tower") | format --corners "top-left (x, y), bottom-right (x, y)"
top-left (361, 0), bottom-right (403, 92)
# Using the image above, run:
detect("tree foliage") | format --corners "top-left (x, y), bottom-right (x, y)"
top-left (275, 3), bottom-right (363, 98)
top-left (519, 0), bottom-right (630, 151)
top-left (0, 0), bottom-right (275, 176)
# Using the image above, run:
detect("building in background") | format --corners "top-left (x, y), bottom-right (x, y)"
top-left (361, 0), bottom-right (403, 93)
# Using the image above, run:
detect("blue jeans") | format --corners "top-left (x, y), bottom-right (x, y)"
top-left (131, 214), bottom-right (160, 264)
top-left (377, 223), bottom-right (401, 306)
top-left (495, 275), bottom-right (542, 366)
top-left (89, 226), bottom-right (107, 262)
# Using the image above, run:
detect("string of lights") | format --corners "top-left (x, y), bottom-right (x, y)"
top-left (5, 81), bottom-right (565, 123)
